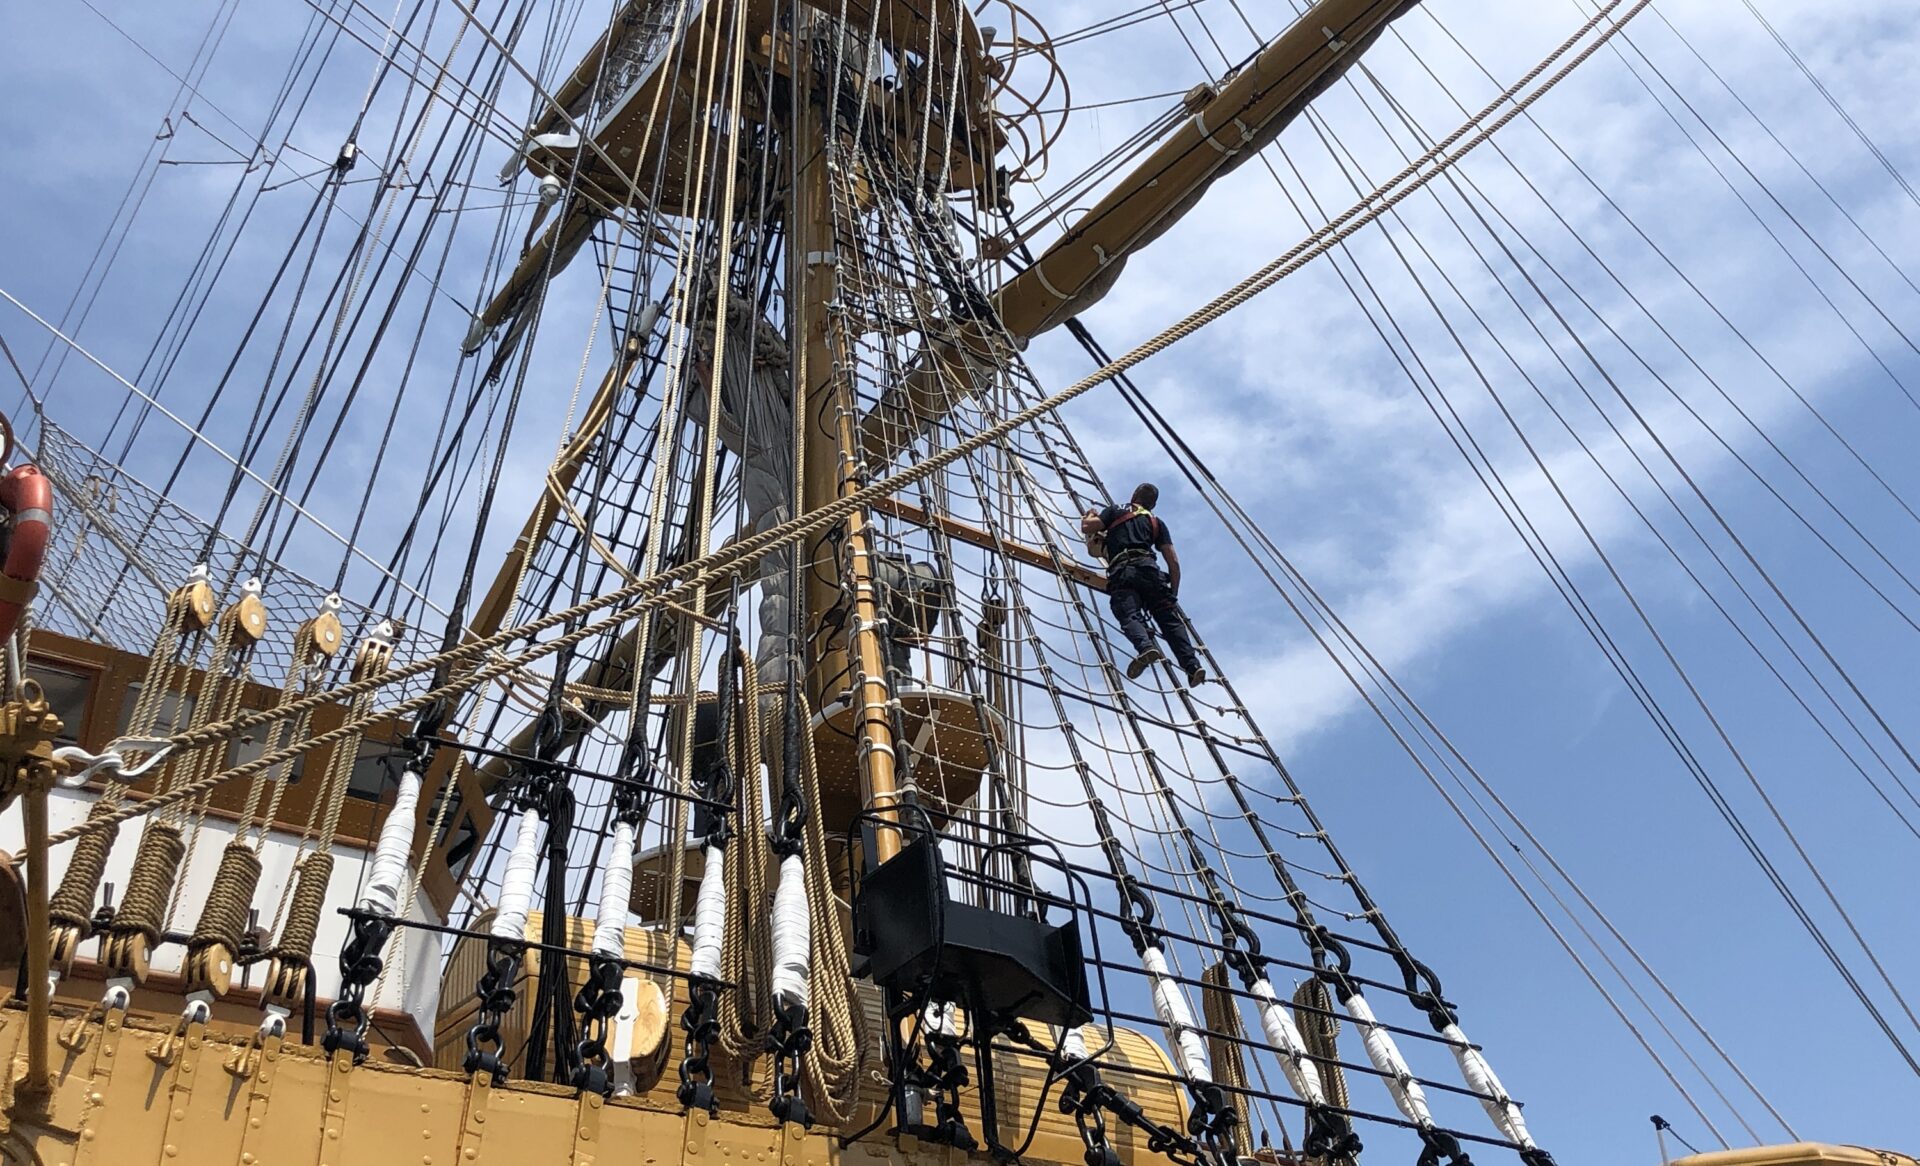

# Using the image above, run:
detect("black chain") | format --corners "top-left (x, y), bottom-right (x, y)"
top-left (463, 940), bottom-right (523, 1083)
top-left (767, 1000), bottom-right (813, 1126)
top-left (677, 979), bottom-right (721, 1111)
top-left (324, 696), bottom-right (448, 1060)
top-left (569, 953), bottom-right (623, 1096)
top-left (1055, 1052), bottom-right (1201, 1166)
top-left (573, 782), bottom-right (646, 1096)
top-left (323, 912), bottom-right (390, 1060)
top-left (1418, 1126), bottom-right (1474, 1166)
top-left (910, 1024), bottom-right (977, 1151)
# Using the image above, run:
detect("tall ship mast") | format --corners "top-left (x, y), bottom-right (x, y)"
top-left (0, 1), bottom-right (1914, 1164)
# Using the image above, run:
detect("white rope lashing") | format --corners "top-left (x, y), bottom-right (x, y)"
top-left (688, 842), bottom-right (727, 980)
top-left (1442, 1022), bottom-right (1536, 1148)
top-left (491, 810), bottom-right (543, 943)
top-left (770, 852), bottom-right (810, 1010)
top-left (591, 818), bottom-right (637, 959)
top-left (1344, 991), bottom-right (1434, 1127)
top-left (924, 999), bottom-right (959, 1037)
top-left (1249, 976), bottom-right (1329, 1108)
top-left (1141, 944), bottom-right (1213, 1083)
top-left (357, 767), bottom-right (423, 917)
top-left (1055, 1023), bottom-right (1089, 1062)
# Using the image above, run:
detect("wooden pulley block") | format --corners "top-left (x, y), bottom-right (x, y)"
top-left (178, 577), bottom-right (218, 632)
top-left (303, 608), bottom-right (345, 658)
top-left (184, 941), bottom-right (238, 997)
top-left (224, 591), bottom-right (270, 645)
top-left (101, 929), bottom-right (154, 982)
top-left (625, 976), bottom-right (672, 1092)
top-left (351, 621), bottom-right (397, 682)
top-left (262, 955), bottom-right (308, 1007)
top-left (48, 922), bottom-right (85, 976)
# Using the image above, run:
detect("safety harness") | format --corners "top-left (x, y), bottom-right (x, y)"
top-left (1103, 504), bottom-right (1162, 571)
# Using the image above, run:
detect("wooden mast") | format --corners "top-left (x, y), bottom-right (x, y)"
top-left (791, 17), bottom-right (904, 863)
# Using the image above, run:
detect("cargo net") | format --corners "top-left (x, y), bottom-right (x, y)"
top-left (32, 419), bottom-right (431, 694)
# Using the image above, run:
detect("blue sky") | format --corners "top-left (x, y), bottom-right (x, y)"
top-left (5, 0), bottom-right (1920, 1160)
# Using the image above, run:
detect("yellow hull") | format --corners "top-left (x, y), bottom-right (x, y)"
top-left (0, 998), bottom-right (1188, 1166)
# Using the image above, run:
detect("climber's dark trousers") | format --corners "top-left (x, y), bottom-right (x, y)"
top-left (1107, 563), bottom-right (1200, 672)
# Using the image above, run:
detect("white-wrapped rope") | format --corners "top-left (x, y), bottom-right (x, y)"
top-left (923, 999), bottom-right (958, 1037)
top-left (1442, 1022), bottom-right (1535, 1148)
top-left (357, 767), bottom-right (423, 917)
top-left (490, 810), bottom-right (543, 942)
top-left (591, 819), bottom-right (637, 959)
top-left (770, 853), bottom-right (811, 1010)
top-left (1344, 991), bottom-right (1434, 1127)
top-left (1141, 945), bottom-right (1213, 1083)
top-left (1248, 977), bottom-right (1328, 1108)
top-left (1055, 1023), bottom-right (1088, 1062)
top-left (689, 842), bottom-right (727, 980)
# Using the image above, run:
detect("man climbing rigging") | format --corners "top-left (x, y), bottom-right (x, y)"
top-left (1082, 482), bottom-right (1205, 686)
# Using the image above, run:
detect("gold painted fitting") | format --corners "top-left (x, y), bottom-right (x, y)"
top-left (0, 681), bottom-right (64, 810)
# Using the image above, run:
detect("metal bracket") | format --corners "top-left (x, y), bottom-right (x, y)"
top-left (682, 1104), bottom-right (711, 1166)
top-left (232, 1030), bottom-right (284, 1166)
top-left (317, 1047), bottom-right (356, 1166)
top-left (778, 1113), bottom-right (806, 1166)
top-left (155, 1012), bottom-right (208, 1159)
top-left (456, 1067), bottom-right (494, 1164)
top-left (570, 1089), bottom-right (605, 1166)
top-left (71, 995), bottom-right (129, 1166)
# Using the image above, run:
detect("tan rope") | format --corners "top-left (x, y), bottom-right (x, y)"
top-left (1293, 978), bottom-right (1349, 1113)
top-left (49, 586), bottom-right (195, 927)
top-left (164, 594), bottom-right (258, 929)
top-left (238, 616), bottom-right (324, 846)
top-left (792, 687), bottom-right (870, 1126)
top-left (273, 851), bottom-right (334, 966)
top-left (189, 841), bottom-right (262, 956)
top-left (32, 0), bottom-right (1651, 855)
top-left (665, 0), bottom-right (749, 965)
top-left (108, 820), bottom-right (185, 950)
top-left (1202, 961), bottom-right (1255, 1159)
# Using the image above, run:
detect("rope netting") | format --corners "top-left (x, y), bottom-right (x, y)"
top-left (32, 419), bottom-right (433, 696)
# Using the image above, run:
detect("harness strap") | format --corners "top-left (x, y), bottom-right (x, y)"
top-left (1104, 505), bottom-right (1162, 544)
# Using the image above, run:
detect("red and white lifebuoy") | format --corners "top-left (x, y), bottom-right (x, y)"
top-left (0, 463), bottom-right (52, 644)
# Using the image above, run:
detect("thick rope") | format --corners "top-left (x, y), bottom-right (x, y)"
top-left (48, 585), bottom-right (195, 928)
top-left (273, 850), bottom-right (335, 965)
top-left (1293, 978), bottom-right (1349, 1112)
top-left (190, 841), bottom-right (263, 956)
top-left (790, 687), bottom-right (870, 1126)
top-left (164, 591), bottom-right (257, 930)
top-left (718, 658), bottom-right (774, 1072)
top-left (1202, 961), bottom-right (1256, 1159)
top-left (34, 0), bottom-right (1652, 854)
top-left (110, 821), bottom-right (186, 949)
